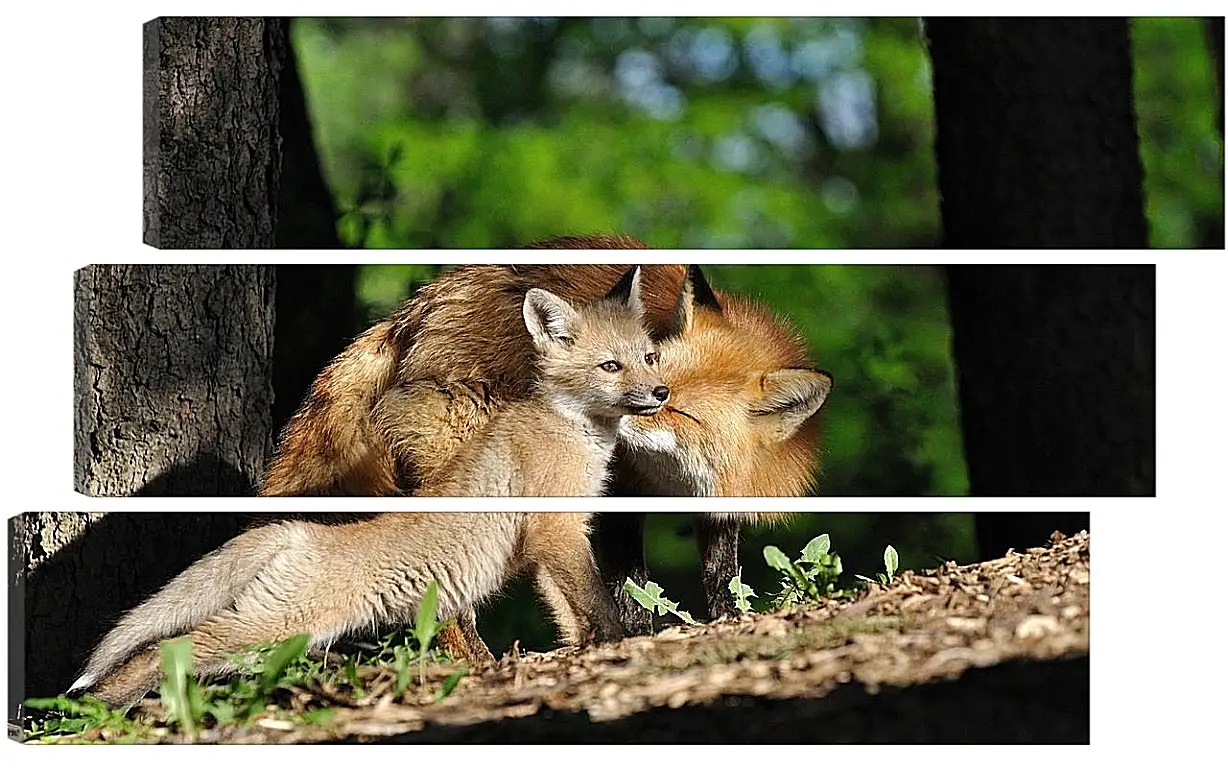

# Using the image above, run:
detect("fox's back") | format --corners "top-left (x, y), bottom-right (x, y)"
top-left (391, 265), bottom-right (687, 395)
top-left (419, 400), bottom-right (616, 497)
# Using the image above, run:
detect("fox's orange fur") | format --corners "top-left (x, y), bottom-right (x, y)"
top-left (256, 236), bottom-right (832, 639)
top-left (261, 255), bottom-right (829, 502)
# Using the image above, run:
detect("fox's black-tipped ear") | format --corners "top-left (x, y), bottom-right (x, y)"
top-left (687, 265), bottom-right (722, 315)
top-left (604, 265), bottom-right (645, 317)
top-left (666, 265), bottom-right (721, 339)
top-left (666, 268), bottom-right (697, 338)
top-left (751, 368), bottom-right (833, 442)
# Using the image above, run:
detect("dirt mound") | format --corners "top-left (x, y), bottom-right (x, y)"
top-left (221, 529), bottom-right (1090, 744)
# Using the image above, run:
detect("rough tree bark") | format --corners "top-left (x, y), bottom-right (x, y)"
top-left (144, 17), bottom-right (286, 247)
top-left (74, 265), bottom-right (276, 496)
top-left (925, 18), bottom-right (1149, 247)
top-left (8, 513), bottom-right (265, 723)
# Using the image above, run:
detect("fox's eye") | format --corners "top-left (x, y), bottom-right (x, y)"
top-left (599, 361), bottom-right (622, 373)
top-left (644, 352), bottom-right (658, 366)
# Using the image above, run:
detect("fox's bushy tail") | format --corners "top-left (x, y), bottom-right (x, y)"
top-left (69, 523), bottom-right (291, 692)
top-left (259, 320), bottom-right (404, 496)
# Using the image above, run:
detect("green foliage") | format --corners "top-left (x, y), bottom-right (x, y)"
top-left (728, 568), bottom-right (757, 613)
top-left (294, 18), bottom-right (942, 250)
top-left (294, 17), bottom-right (1218, 250)
top-left (885, 544), bottom-right (899, 580)
top-left (413, 581), bottom-right (443, 684)
top-left (22, 694), bottom-right (148, 743)
top-left (1131, 18), bottom-right (1223, 248)
top-left (435, 668), bottom-right (469, 702)
top-left (764, 535), bottom-right (845, 606)
top-left (159, 636), bottom-right (204, 739)
top-left (623, 578), bottom-right (701, 626)
top-left (856, 544), bottom-right (901, 586)
top-left (23, 583), bottom-right (463, 742)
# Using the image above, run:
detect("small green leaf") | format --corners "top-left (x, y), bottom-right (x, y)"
top-left (763, 545), bottom-right (793, 573)
top-left (394, 646), bottom-right (412, 696)
top-left (158, 637), bottom-right (200, 739)
top-left (434, 668), bottom-right (468, 701)
top-left (623, 578), bottom-right (700, 624)
top-left (304, 708), bottom-right (337, 725)
top-left (259, 634), bottom-right (310, 694)
top-left (414, 582), bottom-right (441, 652)
top-left (799, 534), bottom-right (831, 563)
top-left (672, 608), bottom-right (701, 625)
top-left (884, 545), bottom-right (899, 581)
top-left (728, 569), bottom-right (758, 613)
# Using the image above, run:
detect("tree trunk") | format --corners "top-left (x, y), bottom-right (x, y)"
top-left (947, 265), bottom-right (1155, 500)
top-left (925, 18), bottom-right (1148, 247)
top-left (275, 18), bottom-right (342, 249)
top-left (143, 17), bottom-right (286, 247)
top-left (74, 265), bottom-right (276, 496)
top-left (1207, 17), bottom-right (1224, 138)
top-left (272, 266), bottom-right (356, 439)
top-left (8, 512), bottom-right (262, 723)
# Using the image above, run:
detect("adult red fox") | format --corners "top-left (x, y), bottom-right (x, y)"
top-left (260, 238), bottom-right (832, 631)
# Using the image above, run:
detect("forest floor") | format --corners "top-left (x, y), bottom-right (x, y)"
top-left (25, 530), bottom-right (1089, 744)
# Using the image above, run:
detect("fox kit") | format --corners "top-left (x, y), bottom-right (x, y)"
top-left (260, 243), bottom-right (832, 628)
top-left (416, 265), bottom-right (670, 498)
top-left (70, 513), bottom-right (617, 707)
top-left (72, 268), bottom-right (665, 706)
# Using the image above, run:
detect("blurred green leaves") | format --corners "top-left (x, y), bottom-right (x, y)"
top-left (294, 17), bottom-right (1219, 250)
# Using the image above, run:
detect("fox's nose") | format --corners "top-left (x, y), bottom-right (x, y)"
top-left (652, 386), bottom-right (670, 402)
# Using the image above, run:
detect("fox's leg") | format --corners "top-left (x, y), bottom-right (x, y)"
top-left (695, 513), bottom-right (741, 620)
top-left (435, 609), bottom-right (495, 664)
top-left (532, 568), bottom-right (585, 645)
top-left (90, 603), bottom-right (361, 709)
top-left (88, 646), bottom-right (163, 708)
top-left (524, 514), bottom-right (623, 644)
top-left (593, 512), bottom-right (652, 635)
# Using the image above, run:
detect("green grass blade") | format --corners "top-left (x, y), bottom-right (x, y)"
top-left (259, 634), bottom-right (311, 694)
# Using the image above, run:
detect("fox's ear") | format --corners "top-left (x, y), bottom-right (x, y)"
top-left (604, 265), bottom-right (645, 318)
top-left (665, 265), bottom-right (722, 339)
top-left (523, 288), bottom-right (579, 349)
top-left (751, 369), bottom-right (833, 441)
top-left (688, 265), bottom-right (722, 314)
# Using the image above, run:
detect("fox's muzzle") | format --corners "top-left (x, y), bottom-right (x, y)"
top-left (621, 385), bottom-right (670, 415)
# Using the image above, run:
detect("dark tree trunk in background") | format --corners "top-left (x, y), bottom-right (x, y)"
top-left (267, 20), bottom-right (355, 437)
top-left (925, 18), bottom-right (1149, 247)
top-left (74, 265), bottom-right (276, 495)
top-left (272, 266), bottom-right (356, 439)
top-left (945, 267), bottom-right (1154, 557)
top-left (143, 17), bottom-right (286, 247)
top-left (9, 512), bottom-right (262, 723)
top-left (1207, 17), bottom-right (1224, 138)
top-left (276, 18), bottom-right (342, 249)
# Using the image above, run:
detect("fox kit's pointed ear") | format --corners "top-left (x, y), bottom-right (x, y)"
top-left (523, 288), bottom-right (579, 349)
top-left (604, 265), bottom-right (645, 317)
top-left (751, 369), bottom-right (833, 442)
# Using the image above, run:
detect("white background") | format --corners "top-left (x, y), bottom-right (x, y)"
top-left (2, 2), bottom-right (1224, 763)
